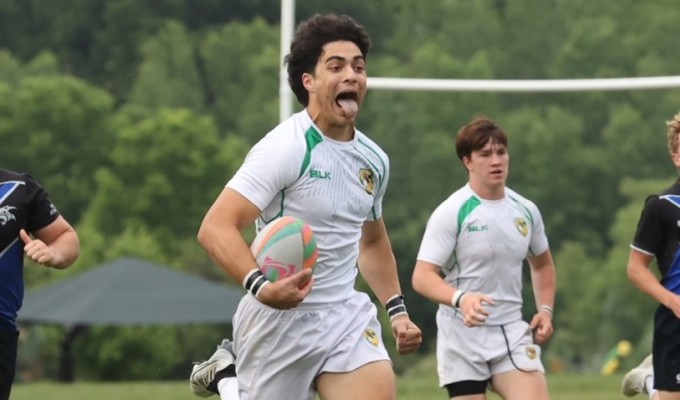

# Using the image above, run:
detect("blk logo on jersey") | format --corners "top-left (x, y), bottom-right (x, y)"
top-left (467, 224), bottom-right (489, 232)
top-left (514, 218), bottom-right (528, 237)
top-left (359, 168), bottom-right (375, 195)
top-left (0, 205), bottom-right (16, 225)
top-left (310, 170), bottom-right (331, 180)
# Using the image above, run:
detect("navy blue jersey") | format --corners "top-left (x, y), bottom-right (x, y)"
top-left (631, 180), bottom-right (680, 294)
top-left (0, 169), bottom-right (59, 329)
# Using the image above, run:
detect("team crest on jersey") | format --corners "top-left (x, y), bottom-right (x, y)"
top-left (363, 328), bottom-right (379, 347)
top-left (359, 168), bottom-right (375, 195)
top-left (0, 205), bottom-right (17, 225)
top-left (526, 345), bottom-right (537, 360)
top-left (514, 218), bottom-right (528, 237)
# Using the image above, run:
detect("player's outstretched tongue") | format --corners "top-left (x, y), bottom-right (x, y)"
top-left (337, 98), bottom-right (358, 118)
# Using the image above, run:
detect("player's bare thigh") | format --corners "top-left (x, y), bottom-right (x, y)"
top-left (491, 369), bottom-right (548, 400)
top-left (315, 360), bottom-right (396, 400)
top-left (659, 391), bottom-right (680, 400)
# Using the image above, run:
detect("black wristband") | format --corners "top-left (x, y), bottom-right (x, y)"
top-left (385, 294), bottom-right (408, 319)
top-left (242, 269), bottom-right (270, 298)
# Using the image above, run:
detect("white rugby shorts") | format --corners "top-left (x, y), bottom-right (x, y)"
top-left (232, 291), bottom-right (391, 400)
top-left (436, 308), bottom-right (544, 387)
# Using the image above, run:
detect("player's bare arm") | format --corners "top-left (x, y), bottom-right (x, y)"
top-left (24, 216), bottom-right (79, 269)
top-left (359, 219), bottom-right (422, 354)
top-left (628, 248), bottom-right (680, 318)
top-left (358, 219), bottom-right (401, 303)
top-left (528, 250), bottom-right (556, 343)
top-left (412, 261), bottom-right (455, 305)
top-left (413, 261), bottom-right (494, 328)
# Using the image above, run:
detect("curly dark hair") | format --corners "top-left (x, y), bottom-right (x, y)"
top-left (284, 14), bottom-right (371, 106)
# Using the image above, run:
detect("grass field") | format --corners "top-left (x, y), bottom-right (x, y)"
top-left (12, 359), bottom-right (626, 400)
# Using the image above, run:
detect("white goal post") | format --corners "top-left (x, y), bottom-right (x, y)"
top-left (279, 0), bottom-right (680, 121)
top-left (367, 76), bottom-right (680, 93)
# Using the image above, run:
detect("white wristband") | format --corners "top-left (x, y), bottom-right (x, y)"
top-left (451, 290), bottom-right (466, 309)
top-left (540, 305), bottom-right (553, 317)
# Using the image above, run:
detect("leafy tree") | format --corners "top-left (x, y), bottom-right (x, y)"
top-left (550, 178), bottom-right (670, 370)
top-left (0, 75), bottom-right (114, 222)
top-left (75, 326), bottom-right (185, 380)
top-left (601, 104), bottom-right (669, 179)
top-left (129, 21), bottom-right (204, 111)
top-left (503, 106), bottom-right (616, 253)
top-left (80, 108), bottom-right (249, 256)
top-left (199, 17), bottom-right (279, 140)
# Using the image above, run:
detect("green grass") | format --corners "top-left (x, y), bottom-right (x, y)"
top-left (395, 355), bottom-right (623, 400)
top-left (12, 358), bottom-right (625, 400)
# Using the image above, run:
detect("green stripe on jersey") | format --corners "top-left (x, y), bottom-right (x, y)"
top-left (457, 196), bottom-right (481, 236)
top-left (508, 194), bottom-right (533, 225)
top-left (298, 127), bottom-right (323, 179)
top-left (357, 137), bottom-right (386, 192)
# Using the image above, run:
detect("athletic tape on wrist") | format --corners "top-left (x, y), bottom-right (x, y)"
top-left (452, 290), bottom-right (466, 309)
top-left (242, 269), bottom-right (270, 299)
top-left (385, 294), bottom-right (408, 320)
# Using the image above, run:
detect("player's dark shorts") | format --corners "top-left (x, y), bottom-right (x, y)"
top-left (653, 305), bottom-right (680, 392)
top-left (0, 327), bottom-right (18, 400)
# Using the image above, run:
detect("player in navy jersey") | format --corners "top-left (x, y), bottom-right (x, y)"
top-left (0, 168), bottom-right (79, 400)
top-left (624, 111), bottom-right (680, 400)
top-left (188, 13), bottom-right (421, 400)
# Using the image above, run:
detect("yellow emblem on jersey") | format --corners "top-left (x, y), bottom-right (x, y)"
top-left (359, 168), bottom-right (375, 195)
top-left (514, 218), bottom-right (528, 237)
top-left (363, 328), bottom-right (380, 347)
top-left (526, 345), bottom-right (537, 360)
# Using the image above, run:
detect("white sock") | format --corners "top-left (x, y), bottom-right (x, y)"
top-left (644, 375), bottom-right (655, 398)
top-left (218, 377), bottom-right (239, 400)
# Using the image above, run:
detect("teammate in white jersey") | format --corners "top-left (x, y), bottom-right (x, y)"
top-left (189, 13), bottom-right (422, 400)
top-left (411, 116), bottom-right (556, 400)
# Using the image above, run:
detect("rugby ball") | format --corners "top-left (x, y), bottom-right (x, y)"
top-left (250, 216), bottom-right (318, 282)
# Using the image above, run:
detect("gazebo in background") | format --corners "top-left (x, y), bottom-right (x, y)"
top-left (17, 257), bottom-right (243, 381)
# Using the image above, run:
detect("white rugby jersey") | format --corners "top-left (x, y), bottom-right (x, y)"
top-left (417, 184), bottom-right (549, 325)
top-left (227, 110), bottom-right (389, 303)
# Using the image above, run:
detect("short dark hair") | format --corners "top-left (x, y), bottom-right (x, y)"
top-left (284, 14), bottom-right (371, 106)
top-left (455, 116), bottom-right (508, 162)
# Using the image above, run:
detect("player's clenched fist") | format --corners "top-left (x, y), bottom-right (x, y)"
top-left (391, 315), bottom-right (422, 354)
top-left (20, 229), bottom-right (62, 267)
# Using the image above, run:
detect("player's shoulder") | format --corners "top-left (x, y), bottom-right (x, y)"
top-left (354, 129), bottom-right (388, 160)
top-left (0, 168), bottom-right (38, 186)
top-left (506, 186), bottom-right (539, 209)
top-left (637, 182), bottom-right (680, 212)
top-left (265, 111), bottom-right (312, 140)
top-left (255, 111), bottom-right (315, 154)
top-left (656, 181), bottom-right (680, 204)
top-left (432, 185), bottom-right (477, 217)
top-left (0, 168), bottom-right (24, 180)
